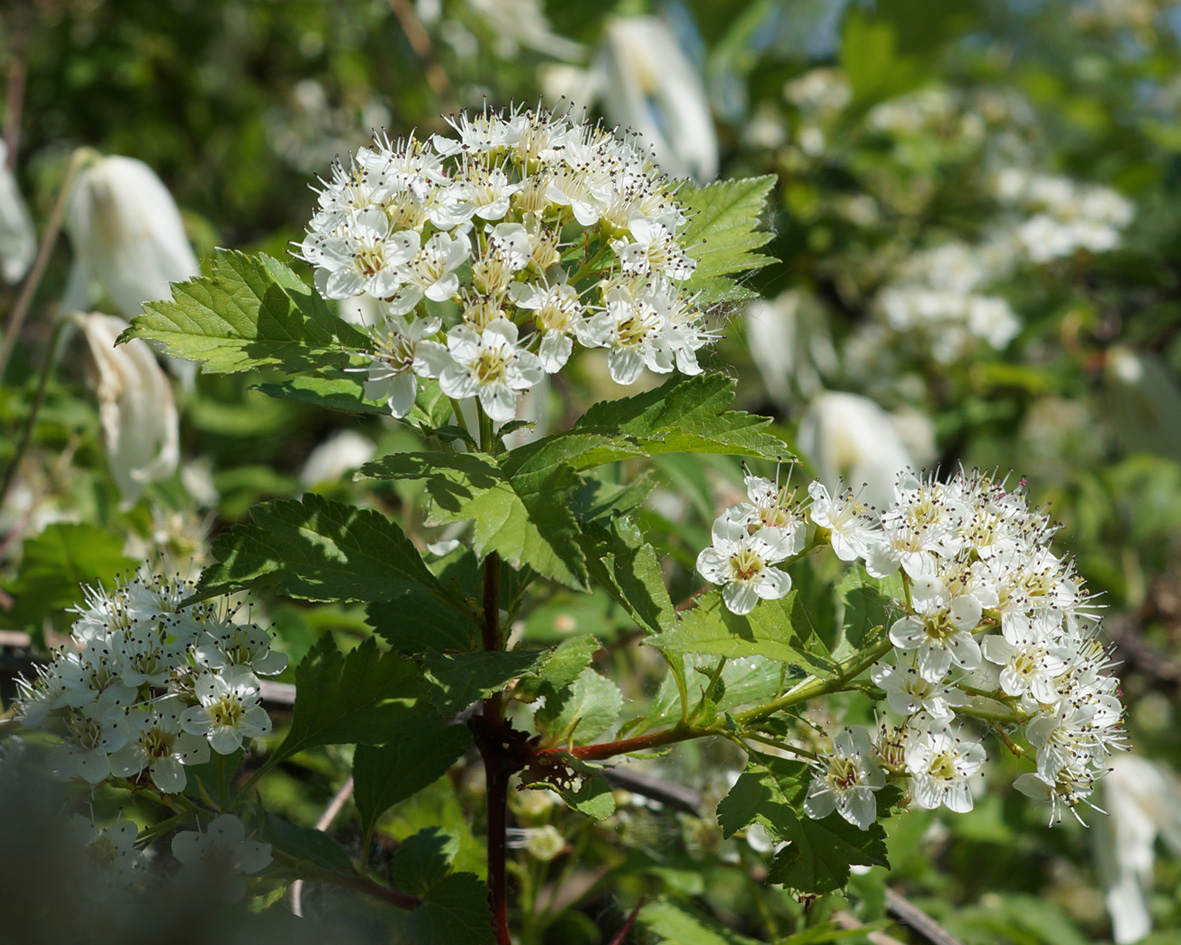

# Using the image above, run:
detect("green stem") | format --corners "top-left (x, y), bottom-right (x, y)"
top-left (0, 147), bottom-right (90, 383)
top-left (270, 850), bottom-right (422, 910)
top-left (738, 730), bottom-right (818, 760)
top-left (0, 316), bottom-right (68, 511)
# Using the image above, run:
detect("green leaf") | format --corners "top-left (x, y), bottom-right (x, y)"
top-left (353, 717), bottom-right (472, 840)
top-left (640, 899), bottom-right (763, 945)
top-left (276, 636), bottom-right (424, 764)
top-left (199, 494), bottom-right (440, 602)
top-left (388, 827), bottom-right (455, 898)
top-left (262, 813), bottom-right (355, 875)
top-left (717, 757), bottom-right (889, 895)
top-left (580, 517), bottom-right (676, 634)
top-left (569, 374), bottom-right (788, 464)
top-left (422, 648), bottom-right (549, 716)
top-left (255, 371), bottom-right (387, 415)
top-left (517, 634), bottom-right (600, 699)
top-left (367, 590), bottom-right (480, 654)
top-left (535, 666), bottom-right (623, 746)
top-left (649, 591), bottom-right (833, 675)
top-left (557, 770), bottom-right (616, 819)
top-left (678, 176), bottom-right (776, 293)
top-left (359, 451), bottom-right (588, 590)
top-left (838, 568), bottom-right (901, 654)
top-left (0, 523), bottom-right (136, 630)
top-left (398, 872), bottom-right (493, 945)
top-left (119, 249), bottom-right (369, 373)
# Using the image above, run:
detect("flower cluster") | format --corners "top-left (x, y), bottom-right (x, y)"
top-left (15, 572), bottom-right (281, 793)
top-left (699, 467), bottom-right (1126, 827)
top-left (298, 106), bottom-right (712, 423)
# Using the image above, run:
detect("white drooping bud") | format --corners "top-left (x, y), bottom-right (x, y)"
top-left (76, 313), bottom-right (179, 507)
top-left (594, 17), bottom-right (718, 182)
top-left (0, 141), bottom-right (36, 284)
top-left (797, 391), bottom-right (931, 511)
top-left (63, 153), bottom-right (201, 385)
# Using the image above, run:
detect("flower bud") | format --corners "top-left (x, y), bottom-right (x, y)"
top-left (77, 313), bottom-right (179, 507)
top-left (0, 141), bottom-right (36, 284)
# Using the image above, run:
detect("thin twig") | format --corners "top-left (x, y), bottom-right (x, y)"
top-left (0, 147), bottom-right (88, 382)
top-left (884, 888), bottom-right (968, 945)
top-left (833, 910), bottom-right (909, 945)
top-left (606, 897), bottom-right (647, 945)
top-left (2, 7), bottom-right (28, 168)
top-left (290, 776), bottom-right (355, 918)
top-left (386, 0), bottom-right (454, 109)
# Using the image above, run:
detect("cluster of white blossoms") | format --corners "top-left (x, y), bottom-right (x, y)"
top-left (15, 572), bottom-right (282, 793)
top-left (298, 106), bottom-right (713, 423)
top-left (699, 468), bottom-right (1126, 828)
top-left (993, 167), bottom-right (1134, 264)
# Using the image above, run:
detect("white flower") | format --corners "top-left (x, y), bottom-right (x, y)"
top-left (612, 216), bottom-right (696, 281)
top-left (388, 231), bottom-right (469, 314)
top-left (363, 314), bottom-right (442, 418)
top-left (63, 153), bottom-right (200, 323)
top-left (108, 697), bottom-right (210, 793)
top-left (180, 669), bottom-right (271, 754)
top-left (48, 703), bottom-right (130, 784)
top-left (0, 140), bottom-right (35, 283)
top-left (68, 816), bottom-right (146, 901)
top-left (803, 726), bottom-right (887, 829)
top-left (724, 470), bottom-right (808, 554)
top-left (888, 576), bottom-right (983, 682)
top-left (980, 619), bottom-right (1070, 705)
top-left (807, 480), bottom-right (880, 562)
top-left (595, 17), bottom-right (718, 182)
top-left (419, 317), bottom-right (543, 423)
top-left (194, 619), bottom-right (288, 677)
top-left (696, 516), bottom-right (793, 615)
top-left (871, 654), bottom-right (967, 720)
top-left (304, 207), bottom-right (420, 300)
top-left (509, 281), bottom-right (586, 374)
top-left (77, 313), bottom-right (180, 508)
top-left (172, 814), bottom-right (272, 902)
top-left (904, 722), bottom-right (986, 813)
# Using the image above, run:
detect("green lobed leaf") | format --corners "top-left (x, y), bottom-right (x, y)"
top-left (119, 249), bottom-right (370, 373)
top-left (638, 654), bottom-right (792, 734)
top-left (516, 634), bottom-right (600, 699)
top-left (353, 717), bottom-right (472, 840)
top-left (649, 590), bottom-right (834, 676)
top-left (397, 872), bottom-right (494, 945)
top-left (640, 899), bottom-right (763, 945)
top-left (556, 770), bottom-right (617, 820)
top-left (198, 493), bottom-right (441, 602)
top-left (535, 666), bottom-right (624, 747)
top-left (678, 175), bottom-right (776, 286)
top-left (0, 523), bottom-right (136, 630)
top-left (261, 812), bottom-right (355, 875)
top-left (359, 451), bottom-right (589, 590)
top-left (275, 636), bottom-right (425, 763)
top-left (717, 757), bottom-right (889, 895)
top-left (421, 648), bottom-right (550, 717)
top-left (255, 371), bottom-right (388, 414)
top-left (366, 590), bottom-right (481, 655)
top-left (388, 827), bottom-right (455, 898)
top-left (579, 517), bottom-right (676, 635)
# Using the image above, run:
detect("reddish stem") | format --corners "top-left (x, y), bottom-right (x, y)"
top-left (563, 725), bottom-right (701, 763)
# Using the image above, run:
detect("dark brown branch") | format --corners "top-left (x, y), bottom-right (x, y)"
top-left (884, 888), bottom-right (967, 945)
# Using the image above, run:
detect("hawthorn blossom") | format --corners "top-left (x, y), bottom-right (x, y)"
top-left (803, 726), bottom-right (887, 829)
top-left (180, 669), bottom-right (272, 754)
top-left (888, 575), bottom-right (983, 682)
top-left (172, 814), bottom-right (272, 902)
top-left (905, 722), bottom-right (987, 813)
top-left (696, 516), bottom-right (794, 615)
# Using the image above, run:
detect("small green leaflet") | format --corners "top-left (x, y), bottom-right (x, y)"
top-left (274, 636), bottom-right (425, 764)
top-left (678, 175), bottom-right (776, 303)
top-left (0, 523), bottom-right (136, 631)
top-left (421, 648), bottom-right (549, 717)
top-left (579, 517), bottom-right (676, 635)
top-left (353, 717), bottom-right (472, 841)
top-left (535, 666), bottom-right (624, 747)
top-left (198, 493), bottom-right (441, 602)
top-left (716, 757), bottom-right (889, 895)
top-left (396, 872), bottom-right (494, 945)
top-left (359, 451), bottom-right (589, 590)
top-left (649, 590), bottom-right (833, 676)
top-left (640, 899), bottom-right (763, 945)
top-left (118, 249), bottom-right (369, 373)
top-left (511, 373), bottom-right (788, 473)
